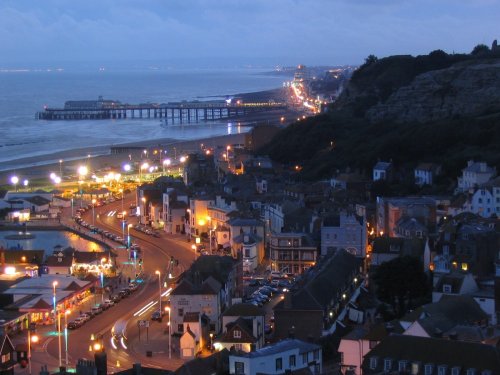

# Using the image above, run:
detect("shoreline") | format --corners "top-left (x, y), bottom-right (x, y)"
top-left (0, 87), bottom-right (299, 183)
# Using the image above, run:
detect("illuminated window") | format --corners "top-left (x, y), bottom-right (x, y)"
top-left (462, 263), bottom-right (468, 271)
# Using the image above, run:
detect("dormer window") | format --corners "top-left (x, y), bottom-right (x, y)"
top-left (233, 329), bottom-right (241, 338)
top-left (443, 284), bottom-right (452, 293)
top-left (451, 367), bottom-right (461, 375)
top-left (411, 362), bottom-right (420, 375)
top-left (398, 361), bottom-right (407, 372)
top-left (438, 365), bottom-right (447, 375)
top-left (425, 364), bottom-right (434, 375)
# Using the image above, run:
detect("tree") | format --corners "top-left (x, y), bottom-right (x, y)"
top-left (364, 54), bottom-right (378, 66)
top-left (372, 256), bottom-right (430, 317)
top-left (471, 44), bottom-right (490, 56)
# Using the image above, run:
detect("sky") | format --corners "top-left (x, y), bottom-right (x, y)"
top-left (1, 0), bottom-right (499, 68)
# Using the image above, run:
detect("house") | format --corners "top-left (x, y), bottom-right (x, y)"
top-left (394, 217), bottom-right (428, 239)
top-left (376, 196), bottom-right (436, 238)
top-left (320, 212), bottom-right (367, 258)
top-left (362, 334), bottom-right (500, 375)
top-left (229, 338), bottom-right (322, 375)
top-left (170, 256), bottom-right (239, 334)
top-left (180, 325), bottom-right (199, 359)
top-left (269, 233), bottom-right (317, 276)
top-left (370, 237), bottom-right (425, 268)
top-left (338, 322), bottom-right (404, 375)
top-left (45, 252), bottom-right (73, 275)
top-left (233, 233), bottom-right (263, 274)
top-left (467, 177), bottom-right (500, 218)
top-left (414, 163), bottom-right (441, 186)
top-left (372, 161), bottom-right (392, 182)
top-left (457, 160), bottom-right (496, 192)
top-left (162, 187), bottom-right (189, 234)
top-left (401, 295), bottom-right (488, 338)
top-left (273, 249), bottom-right (361, 341)
top-left (217, 303), bottom-right (265, 351)
top-left (0, 335), bottom-right (16, 375)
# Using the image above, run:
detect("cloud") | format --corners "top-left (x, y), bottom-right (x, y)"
top-left (0, 0), bottom-right (499, 66)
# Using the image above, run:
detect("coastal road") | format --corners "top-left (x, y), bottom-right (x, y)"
top-left (36, 194), bottom-right (196, 373)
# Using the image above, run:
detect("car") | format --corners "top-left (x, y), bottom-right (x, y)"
top-left (111, 295), bottom-right (122, 303)
top-left (118, 289), bottom-right (130, 298)
top-left (153, 232), bottom-right (161, 238)
top-left (128, 283), bottom-right (138, 291)
top-left (151, 310), bottom-right (164, 321)
top-left (103, 299), bottom-right (115, 308)
top-left (72, 317), bottom-right (86, 326)
top-left (91, 305), bottom-right (103, 315)
top-left (79, 313), bottom-right (92, 322)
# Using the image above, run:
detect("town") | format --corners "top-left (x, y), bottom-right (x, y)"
top-left (0, 116), bottom-right (499, 374)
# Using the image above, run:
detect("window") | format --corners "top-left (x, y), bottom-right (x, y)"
top-left (1, 353), bottom-right (10, 363)
top-left (276, 357), bottom-right (282, 371)
top-left (313, 349), bottom-right (320, 360)
top-left (233, 330), bottom-right (241, 338)
top-left (451, 367), bottom-right (461, 375)
top-left (481, 370), bottom-right (492, 375)
top-left (234, 361), bottom-right (245, 374)
top-left (302, 353), bottom-right (308, 364)
top-left (289, 355), bottom-right (296, 367)
top-left (425, 364), bottom-right (434, 375)
top-left (438, 365), bottom-right (447, 375)
top-left (178, 308), bottom-right (184, 317)
top-left (177, 324), bottom-right (184, 333)
top-left (466, 369), bottom-right (476, 375)
top-left (384, 359), bottom-right (392, 371)
top-left (369, 357), bottom-right (378, 370)
top-left (398, 361), bottom-right (407, 372)
top-left (443, 284), bottom-right (452, 293)
top-left (412, 362), bottom-right (420, 375)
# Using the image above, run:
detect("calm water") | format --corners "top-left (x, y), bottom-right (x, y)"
top-left (0, 68), bottom-right (286, 169)
top-left (1, 230), bottom-right (105, 256)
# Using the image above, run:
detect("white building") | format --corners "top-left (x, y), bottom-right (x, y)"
top-left (373, 161), bottom-right (392, 182)
top-left (457, 160), bottom-right (496, 192)
top-left (414, 163), bottom-right (441, 186)
top-left (229, 338), bottom-right (322, 375)
top-left (320, 212), bottom-right (367, 257)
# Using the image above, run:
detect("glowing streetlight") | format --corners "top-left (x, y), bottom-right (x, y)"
top-left (155, 270), bottom-right (162, 317)
top-left (64, 310), bottom-right (70, 366)
top-left (59, 159), bottom-right (63, 178)
top-left (165, 306), bottom-right (171, 359)
top-left (92, 199), bottom-right (97, 226)
top-left (140, 162), bottom-right (149, 183)
top-left (123, 163), bottom-right (131, 172)
top-left (10, 176), bottom-right (19, 191)
top-left (28, 330), bottom-right (39, 375)
top-left (179, 156), bottom-right (186, 163)
top-left (23, 179), bottom-right (29, 190)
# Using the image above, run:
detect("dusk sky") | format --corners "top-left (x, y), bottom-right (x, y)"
top-left (1, 0), bottom-right (499, 68)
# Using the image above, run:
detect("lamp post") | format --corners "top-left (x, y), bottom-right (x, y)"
top-left (10, 175), bottom-right (19, 192)
top-left (59, 159), bottom-right (63, 179)
top-left (23, 179), bottom-right (29, 191)
top-left (209, 332), bottom-right (214, 351)
top-left (57, 306), bottom-right (62, 367)
top-left (141, 197), bottom-right (147, 225)
top-left (52, 281), bottom-right (58, 330)
top-left (28, 329), bottom-right (39, 375)
top-left (127, 224), bottom-right (133, 260)
top-left (92, 198), bottom-right (96, 226)
top-left (64, 310), bottom-right (70, 366)
top-left (140, 162), bottom-right (149, 183)
top-left (165, 306), bottom-right (171, 359)
top-left (162, 158), bottom-right (171, 174)
top-left (155, 270), bottom-right (162, 316)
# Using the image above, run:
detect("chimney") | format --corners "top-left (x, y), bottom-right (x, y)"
top-left (133, 363), bottom-right (142, 375)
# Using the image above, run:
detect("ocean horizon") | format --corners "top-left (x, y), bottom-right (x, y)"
top-left (0, 67), bottom-right (289, 170)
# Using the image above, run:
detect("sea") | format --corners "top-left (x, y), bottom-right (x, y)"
top-left (0, 67), bottom-right (287, 171)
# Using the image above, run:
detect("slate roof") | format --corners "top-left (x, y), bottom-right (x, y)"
top-left (373, 161), bottom-right (392, 171)
top-left (184, 255), bottom-right (235, 286)
top-left (46, 255), bottom-right (72, 268)
top-left (175, 349), bottom-right (229, 375)
top-left (232, 233), bottom-right (262, 245)
top-left (223, 303), bottom-right (265, 317)
top-left (23, 196), bottom-right (51, 206)
top-left (227, 218), bottom-right (263, 227)
top-left (274, 249), bottom-right (360, 311)
top-left (221, 317), bottom-right (256, 343)
top-left (232, 338), bottom-right (320, 358)
top-left (362, 334), bottom-right (500, 373)
top-left (434, 273), bottom-right (467, 294)
top-left (171, 277), bottom-right (222, 296)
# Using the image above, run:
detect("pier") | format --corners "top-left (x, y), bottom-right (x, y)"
top-left (36, 98), bottom-right (288, 122)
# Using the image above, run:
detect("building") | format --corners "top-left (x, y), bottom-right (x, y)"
top-left (0, 335), bottom-right (15, 375)
top-left (372, 161), bottom-right (392, 182)
top-left (269, 233), bottom-right (317, 275)
top-left (229, 338), bottom-right (322, 375)
top-left (457, 160), bottom-right (496, 192)
top-left (273, 250), bottom-right (361, 341)
top-left (414, 163), bottom-right (441, 186)
top-left (362, 334), bottom-right (500, 374)
top-left (216, 303), bottom-right (265, 352)
top-left (320, 212), bottom-right (367, 257)
top-left (376, 196), bottom-right (436, 238)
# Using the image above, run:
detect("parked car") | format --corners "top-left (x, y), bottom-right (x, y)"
top-left (151, 310), bottom-right (164, 321)
top-left (79, 313), bottom-right (92, 322)
top-left (91, 305), bottom-right (103, 315)
top-left (111, 295), bottom-right (121, 303)
top-left (67, 320), bottom-right (82, 330)
top-left (103, 299), bottom-right (115, 308)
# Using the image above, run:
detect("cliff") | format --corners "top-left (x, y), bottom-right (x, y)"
top-left (366, 60), bottom-right (500, 123)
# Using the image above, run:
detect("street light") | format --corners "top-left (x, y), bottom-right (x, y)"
top-left (155, 270), bottom-right (162, 316)
top-left (127, 224), bottom-right (133, 259)
top-left (165, 306), bottom-right (171, 359)
top-left (162, 158), bottom-right (171, 174)
top-left (52, 280), bottom-right (62, 367)
top-left (92, 199), bottom-right (96, 226)
top-left (141, 197), bottom-right (147, 225)
top-left (23, 179), bottom-right (29, 191)
top-left (10, 176), bottom-right (19, 192)
top-left (59, 159), bottom-right (63, 178)
top-left (64, 310), bottom-right (70, 366)
top-left (140, 162), bottom-right (149, 183)
top-left (28, 329), bottom-right (39, 375)
top-left (210, 332), bottom-right (214, 351)
top-left (52, 281), bottom-right (58, 330)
